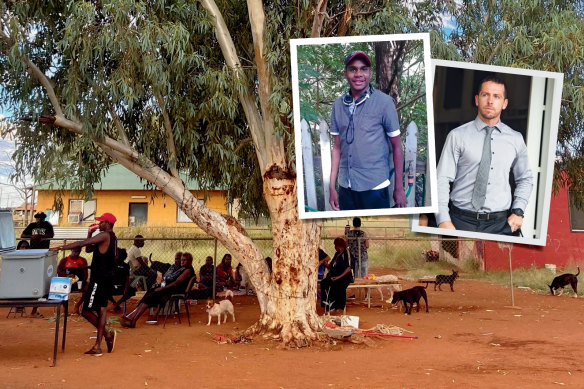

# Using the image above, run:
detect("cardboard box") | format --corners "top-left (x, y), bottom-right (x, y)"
top-left (341, 315), bottom-right (359, 328)
top-left (48, 277), bottom-right (72, 301)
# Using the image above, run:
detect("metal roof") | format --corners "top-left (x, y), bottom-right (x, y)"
top-left (36, 164), bottom-right (204, 191)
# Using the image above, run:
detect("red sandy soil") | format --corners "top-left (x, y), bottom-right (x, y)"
top-left (1, 268), bottom-right (583, 389)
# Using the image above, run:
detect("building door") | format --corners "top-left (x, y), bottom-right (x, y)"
top-left (129, 203), bottom-right (148, 226)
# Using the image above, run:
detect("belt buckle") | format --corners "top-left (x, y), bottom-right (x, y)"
top-left (476, 212), bottom-right (489, 220)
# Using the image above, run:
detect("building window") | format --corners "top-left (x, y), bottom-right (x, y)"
top-left (568, 190), bottom-right (584, 232)
top-left (129, 203), bottom-right (148, 226)
top-left (68, 199), bottom-right (96, 224)
top-left (176, 200), bottom-right (204, 223)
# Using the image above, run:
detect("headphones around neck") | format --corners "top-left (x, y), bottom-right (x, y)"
top-left (342, 85), bottom-right (373, 107)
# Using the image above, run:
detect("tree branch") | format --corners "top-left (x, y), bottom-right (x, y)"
top-left (234, 138), bottom-right (253, 154)
top-left (0, 28), bottom-right (63, 117)
top-left (396, 92), bottom-right (425, 112)
top-left (246, 0), bottom-right (285, 167)
top-left (154, 91), bottom-right (179, 178)
top-left (107, 103), bottom-right (130, 147)
top-left (199, 0), bottom-right (268, 171)
top-left (337, 3), bottom-right (352, 36)
top-left (311, 0), bottom-right (328, 38)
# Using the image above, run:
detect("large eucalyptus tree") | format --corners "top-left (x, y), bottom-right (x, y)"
top-left (1, 0), bottom-right (582, 346)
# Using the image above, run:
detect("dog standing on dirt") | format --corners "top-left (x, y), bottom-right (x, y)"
top-left (390, 286), bottom-right (429, 315)
top-left (549, 267), bottom-right (579, 297)
top-left (206, 290), bottom-right (235, 325)
top-left (435, 270), bottom-right (459, 292)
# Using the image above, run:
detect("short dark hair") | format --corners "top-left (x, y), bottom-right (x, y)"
top-left (117, 248), bottom-right (128, 261)
top-left (182, 252), bottom-right (193, 263)
top-left (334, 237), bottom-right (347, 250)
top-left (17, 240), bottom-right (29, 249)
top-left (352, 217), bottom-right (362, 227)
top-left (477, 74), bottom-right (507, 98)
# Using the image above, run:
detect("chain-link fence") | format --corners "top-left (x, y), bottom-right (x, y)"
top-left (39, 235), bottom-right (477, 277)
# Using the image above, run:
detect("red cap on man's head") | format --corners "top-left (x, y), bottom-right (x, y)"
top-left (96, 213), bottom-right (117, 225)
top-left (344, 51), bottom-right (372, 67)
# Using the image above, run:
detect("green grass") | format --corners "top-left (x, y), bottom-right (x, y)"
top-left (465, 266), bottom-right (577, 295)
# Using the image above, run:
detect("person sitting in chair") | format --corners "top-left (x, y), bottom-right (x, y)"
top-left (160, 252), bottom-right (184, 286)
top-left (57, 247), bottom-right (89, 292)
top-left (320, 237), bottom-right (353, 313)
top-left (199, 256), bottom-right (215, 290)
top-left (121, 252), bottom-right (195, 328)
top-left (127, 235), bottom-right (158, 290)
top-left (109, 248), bottom-right (135, 313)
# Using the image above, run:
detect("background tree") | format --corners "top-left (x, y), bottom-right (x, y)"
top-left (447, 0), bottom-right (584, 208)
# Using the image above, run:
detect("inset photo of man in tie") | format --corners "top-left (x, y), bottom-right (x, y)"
top-left (435, 74), bottom-right (533, 236)
top-left (412, 61), bottom-right (563, 246)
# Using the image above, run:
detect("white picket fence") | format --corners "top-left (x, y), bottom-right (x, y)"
top-left (301, 118), bottom-right (422, 212)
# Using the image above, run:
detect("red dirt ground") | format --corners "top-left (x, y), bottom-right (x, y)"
top-left (1, 268), bottom-right (583, 389)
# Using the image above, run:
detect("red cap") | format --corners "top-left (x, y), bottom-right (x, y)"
top-left (344, 51), bottom-right (371, 67)
top-left (96, 213), bottom-right (117, 225)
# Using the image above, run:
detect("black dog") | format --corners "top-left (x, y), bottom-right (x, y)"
top-left (391, 286), bottom-right (429, 314)
top-left (549, 267), bottom-right (579, 297)
top-left (435, 270), bottom-right (459, 292)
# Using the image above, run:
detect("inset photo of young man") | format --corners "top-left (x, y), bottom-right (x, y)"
top-left (290, 33), bottom-right (437, 220)
top-left (412, 60), bottom-right (563, 246)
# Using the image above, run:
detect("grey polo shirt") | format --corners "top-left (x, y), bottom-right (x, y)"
top-left (330, 87), bottom-right (400, 192)
top-left (435, 117), bottom-right (533, 225)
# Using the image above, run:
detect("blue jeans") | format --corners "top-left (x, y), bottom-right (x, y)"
top-left (351, 259), bottom-right (368, 278)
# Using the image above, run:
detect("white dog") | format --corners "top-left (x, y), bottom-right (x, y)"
top-left (206, 290), bottom-right (235, 325)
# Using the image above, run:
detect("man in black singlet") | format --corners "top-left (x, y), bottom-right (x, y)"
top-left (51, 213), bottom-right (118, 356)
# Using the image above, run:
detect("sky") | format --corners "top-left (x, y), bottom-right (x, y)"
top-left (0, 114), bottom-right (24, 209)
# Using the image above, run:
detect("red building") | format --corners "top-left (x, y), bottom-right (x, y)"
top-left (483, 186), bottom-right (584, 271)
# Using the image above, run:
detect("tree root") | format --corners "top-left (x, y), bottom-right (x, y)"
top-left (244, 314), bottom-right (322, 348)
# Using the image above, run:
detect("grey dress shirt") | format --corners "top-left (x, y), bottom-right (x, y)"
top-left (330, 86), bottom-right (400, 191)
top-left (435, 117), bottom-right (533, 225)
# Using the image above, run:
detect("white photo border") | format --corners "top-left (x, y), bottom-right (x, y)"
top-left (290, 33), bottom-right (437, 220)
top-left (411, 59), bottom-right (564, 246)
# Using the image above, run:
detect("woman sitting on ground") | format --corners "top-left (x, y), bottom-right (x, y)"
top-left (121, 252), bottom-right (195, 328)
top-left (216, 253), bottom-right (237, 290)
top-left (320, 237), bottom-right (353, 313)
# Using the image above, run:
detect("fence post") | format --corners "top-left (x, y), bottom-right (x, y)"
top-left (405, 121), bottom-right (418, 208)
top-left (318, 119), bottom-right (332, 211)
top-left (357, 236), bottom-right (362, 278)
top-left (301, 119), bottom-right (318, 211)
top-left (212, 238), bottom-right (218, 301)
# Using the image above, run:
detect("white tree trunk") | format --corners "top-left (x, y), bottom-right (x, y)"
top-left (117, 160), bottom-right (322, 346)
top-left (251, 167), bottom-right (322, 346)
